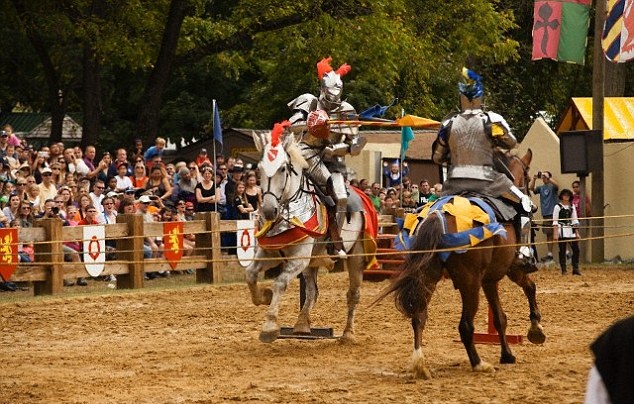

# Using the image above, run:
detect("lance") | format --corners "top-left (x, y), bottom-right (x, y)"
top-left (327, 114), bottom-right (440, 129)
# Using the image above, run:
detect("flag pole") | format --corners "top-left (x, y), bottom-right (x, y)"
top-left (212, 99), bottom-right (218, 212)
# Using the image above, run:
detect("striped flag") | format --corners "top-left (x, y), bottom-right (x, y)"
top-left (602, 0), bottom-right (634, 63)
top-left (532, 0), bottom-right (591, 65)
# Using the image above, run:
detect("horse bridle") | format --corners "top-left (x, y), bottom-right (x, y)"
top-left (260, 159), bottom-right (306, 213)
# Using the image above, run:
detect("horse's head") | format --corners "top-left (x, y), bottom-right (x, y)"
top-left (508, 148), bottom-right (533, 193)
top-left (252, 121), bottom-right (308, 221)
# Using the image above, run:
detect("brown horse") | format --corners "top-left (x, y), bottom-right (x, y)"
top-left (376, 149), bottom-right (546, 379)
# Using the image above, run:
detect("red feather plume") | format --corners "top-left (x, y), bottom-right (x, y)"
top-left (316, 57), bottom-right (333, 80)
top-left (271, 120), bottom-right (290, 147)
top-left (335, 63), bottom-right (351, 77)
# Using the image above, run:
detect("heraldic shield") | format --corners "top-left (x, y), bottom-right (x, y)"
top-left (236, 219), bottom-right (256, 267)
top-left (163, 222), bottom-right (184, 270)
top-left (83, 225), bottom-right (106, 277)
top-left (0, 228), bottom-right (19, 282)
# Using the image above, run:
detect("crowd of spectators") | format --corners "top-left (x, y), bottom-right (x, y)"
top-left (351, 175), bottom-right (442, 216)
top-left (0, 124), bottom-right (262, 290)
top-left (0, 122), bottom-right (451, 291)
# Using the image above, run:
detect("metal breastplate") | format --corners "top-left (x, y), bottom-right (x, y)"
top-left (261, 193), bottom-right (317, 237)
top-left (446, 112), bottom-right (495, 180)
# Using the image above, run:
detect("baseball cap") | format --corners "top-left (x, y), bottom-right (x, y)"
top-left (41, 167), bottom-right (52, 174)
top-left (124, 187), bottom-right (137, 195)
top-left (138, 195), bottom-right (152, 204)
top-left (106, 191), bottom-right (120, 198)
top-left (185, 202), bottom-right (194, 209)
top-left (200, 148), bottom-right (207, 154)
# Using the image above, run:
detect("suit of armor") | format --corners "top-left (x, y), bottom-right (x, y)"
top-left (287, 57), bottom-right (366, 257)
top-left (433, 108), bottom-right (519, 201)
top-left (431, 68), bottom-right (535, 271)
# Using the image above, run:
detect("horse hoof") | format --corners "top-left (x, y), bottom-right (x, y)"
top-left (338, 333), bottom-right (357, 345)
top-left (527, 324), bottom-right (546, 345)
top-left (474, 361), bottom-right (495, 373)
top-left (500, 352), bottom-right (516, 364)
top-left (259, 329), bottom-right (280, 343)
top-left (413, 365), bottom-right (432, 380)
top-left (292, 324), bottom-right (311, 335)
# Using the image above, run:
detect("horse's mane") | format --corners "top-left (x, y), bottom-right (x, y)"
top-left (285, 136), bottom-right (309, 170)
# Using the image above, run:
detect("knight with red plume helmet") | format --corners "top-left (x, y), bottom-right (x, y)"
top-left (285, 57), bottom-right (368, 259)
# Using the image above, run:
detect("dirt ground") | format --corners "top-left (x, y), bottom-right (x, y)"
top-left (1, 264), bottom-right (633, 404)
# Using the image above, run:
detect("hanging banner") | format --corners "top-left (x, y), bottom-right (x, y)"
top-left (237, 219), bottom-right (256, 267)
top-left (83, 225), bottom-right (106, 277)
top-left (602, 0), bottom-right (634, 63)
top-left (163, 222), bottom-right (184, 270)
top-left (0, 228), bottom-right (19, 282)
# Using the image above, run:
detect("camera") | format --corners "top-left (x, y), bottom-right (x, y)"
top-left (51, 206), bottom-right (59, 215)
top-left (537, 171), bottom-right (542, 178)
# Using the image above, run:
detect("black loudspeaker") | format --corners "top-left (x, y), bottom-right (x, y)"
top-left (559, 130), bottom-right (602, 174)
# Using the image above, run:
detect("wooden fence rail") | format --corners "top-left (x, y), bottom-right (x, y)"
top-left (8, 212), bottom-right (239, 296)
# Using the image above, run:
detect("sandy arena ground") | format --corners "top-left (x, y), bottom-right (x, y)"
top-left (1, 264), bottom-right (633, 404)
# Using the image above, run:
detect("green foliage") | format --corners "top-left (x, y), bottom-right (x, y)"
top-left (10, 0), bottom-right (624, 151)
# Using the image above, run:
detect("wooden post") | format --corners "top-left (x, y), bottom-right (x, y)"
top-left (33, 218), bottom-right (63, 296)
top-left (591, 0), bottom-right (605, 263)
top-left (116, 213), bottom-right (144, 289)
top-left (194, 212), bottom-right (222, 284)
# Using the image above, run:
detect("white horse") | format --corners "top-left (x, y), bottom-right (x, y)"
top-left (246, 125), bottom-right (375, 343)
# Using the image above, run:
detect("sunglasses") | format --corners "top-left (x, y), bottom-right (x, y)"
top-left (42, 173), bottom-right (52, 176)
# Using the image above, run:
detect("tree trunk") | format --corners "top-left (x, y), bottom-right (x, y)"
top-left (11, 0), bottom-right (65, 144)
top-left (80, 0), bottom-right (106, 149)
top-left (136, 0), bottom-right (192, 145)
top-left (82, 44), bottom-right (102, 149)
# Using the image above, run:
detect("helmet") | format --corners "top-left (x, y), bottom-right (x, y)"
top-left (316, 57), bottom-right (351, 111)
top-left (458, 67), bottom-right (484, 101)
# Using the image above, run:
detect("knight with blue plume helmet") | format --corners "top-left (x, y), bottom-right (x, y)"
top-left (458, 67), bottom-right (484, 101)
top-left (431, 67), bottom-right (537, 273)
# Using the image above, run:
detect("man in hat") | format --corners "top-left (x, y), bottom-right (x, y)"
top-left (38, 167), bottom-right (58, 211)
top-left (287, 57), bottom-right (366, 258)
top-left (431, 67), bottom-right (535, 271)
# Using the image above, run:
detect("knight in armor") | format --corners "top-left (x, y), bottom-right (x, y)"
top-left (287, 57), bottom-right (367, 258)
top-left (431, 67), bottom-right (536, 272)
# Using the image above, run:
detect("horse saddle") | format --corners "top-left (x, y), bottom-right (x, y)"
top-left (394, 195), bottom-right (507, 262)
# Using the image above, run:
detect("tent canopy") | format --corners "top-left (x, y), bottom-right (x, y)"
top-left (556, 97), bottom-right (634, 141)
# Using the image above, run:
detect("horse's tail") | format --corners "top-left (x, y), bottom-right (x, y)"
top-left (372, 213), bottom-right (444, 318)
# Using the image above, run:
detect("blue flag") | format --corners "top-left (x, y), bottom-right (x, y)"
top-left (213, 100), bottom-right (223, 151)
top-left (401, 126), bottom-right (414, 161)
top-left (359, 98), bottom-right (398, 120)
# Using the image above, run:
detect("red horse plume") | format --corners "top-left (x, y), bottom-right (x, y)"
top-left (271, 120), bottom-right (290, 147)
